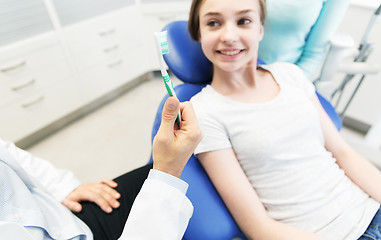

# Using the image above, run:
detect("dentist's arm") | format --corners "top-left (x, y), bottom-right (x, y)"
top-left (119, 97), bottom-right (202, 240)
top-left (0, 139), bottom-right (81, 203)
top-left (297, 0), bottom-right (349, 79)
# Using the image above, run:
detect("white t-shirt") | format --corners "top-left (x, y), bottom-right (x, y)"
top-left (190, 62), bottom-right (379, 240)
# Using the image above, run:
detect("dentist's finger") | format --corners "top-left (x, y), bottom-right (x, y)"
top-left (160, 97), bottom-right (180, 134)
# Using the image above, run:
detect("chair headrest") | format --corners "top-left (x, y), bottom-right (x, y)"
top-left (162, 21), bottom-right (213, 85)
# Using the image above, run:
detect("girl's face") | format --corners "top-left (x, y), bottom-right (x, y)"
top-left (198, 0), bottom-right (264, 73)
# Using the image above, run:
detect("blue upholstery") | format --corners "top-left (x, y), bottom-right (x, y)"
top-left (162, 21), bottom-right (212, 84)
top-left (316, 92), bottom-right (343, 130)
top-left (150, 20), bottom-right (342, 240)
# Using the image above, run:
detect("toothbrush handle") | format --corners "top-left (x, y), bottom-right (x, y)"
top-left (163, 75), bottom-right (182, 127)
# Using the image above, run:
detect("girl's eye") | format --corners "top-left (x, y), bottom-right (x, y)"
top-left (238, 18), bottom-right (251, 25)
top-left (207, 21), bottom-right (220, 27)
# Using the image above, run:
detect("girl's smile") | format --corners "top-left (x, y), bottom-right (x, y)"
top-left (217, 48), bottom-right (245, 59)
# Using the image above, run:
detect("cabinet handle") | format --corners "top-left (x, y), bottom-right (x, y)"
top-left (103, 44), bottom-right (119, 53)
top-left (1, 60), bottom-right (26, 72)
top-left (21, 95), bottom-right (44, 108)
top-left (159, 16), bottom-right (174, 22)
top-left (11, 78), bottom-right (36, 91)
top-left (99, 28), bottom-right (115, 36)
top-left (107, 59), bottom-right (123, 68)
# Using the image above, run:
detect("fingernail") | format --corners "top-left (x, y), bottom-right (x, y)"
top-left (107, 207), bottom-right (112, 212)
top-left (167, 101), bottom-right (177, 110)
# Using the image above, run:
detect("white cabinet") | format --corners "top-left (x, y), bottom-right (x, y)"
top-left (0, 32), bottom-right (83, 142)
top-left (0, 33), bottom-right (72, 107)
top-left (0, 1), bottom-right (149, 145)
top-left (62, 6), bottom-right (148, 102)
top-left (63, 8), bottom-right (142, 71)
top-left (0, 79), bottom-right (83, 142)
top-left (77, 44), bottom-right (146, 100)
top-left (0, 0), bottom-right (190, 145)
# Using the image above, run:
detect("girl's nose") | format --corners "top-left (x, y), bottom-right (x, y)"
top-left (220, 23), bottom-right (238, 43)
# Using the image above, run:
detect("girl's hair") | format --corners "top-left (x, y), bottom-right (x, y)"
top-left (188, 0), bottom-right (267, 41)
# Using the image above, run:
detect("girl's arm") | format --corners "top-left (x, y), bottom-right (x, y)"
top-left (312, 94), bottom-right (381, 203)
top-left (197, 149), bottom-right (325, 240)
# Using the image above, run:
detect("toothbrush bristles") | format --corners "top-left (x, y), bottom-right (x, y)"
top-left (158, 31), bottom-right (169, 55)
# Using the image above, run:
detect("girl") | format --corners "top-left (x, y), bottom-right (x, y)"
top-left (188, 0), bottom-right (381, 239)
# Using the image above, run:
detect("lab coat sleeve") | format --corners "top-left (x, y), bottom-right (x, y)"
top-left (0, 222), bottom-right (35, 240)
top-left (0, 139), bottom-right (81, 202)
top-left (119, 170), bottom-right (193, 240)
top-left (297, 0), bottom-right (349, 79)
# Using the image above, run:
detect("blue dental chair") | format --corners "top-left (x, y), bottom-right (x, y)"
top-left (150, 20), bottom-right (342, 240)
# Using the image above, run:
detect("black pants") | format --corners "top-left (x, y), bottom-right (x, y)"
top-left (74, 163), bottom-right (152, 240)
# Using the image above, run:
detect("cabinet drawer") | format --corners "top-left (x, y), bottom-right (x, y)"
top-left (0, 33), bottom-right (67, 74)
top-left (0, 60), bottom-right (72, 108)
top-left (63, 20), bottom-right (118, 70)
top-left (0, 79), bottom-right (83, 142)
top-left (79, 57), bottom-right (131, 101)
top-left (0, 33), bottom-right (72, 107)
top-left (63, 6), bottom-right (144, 72)
top-left (78, 46), bottom-right (147, 101)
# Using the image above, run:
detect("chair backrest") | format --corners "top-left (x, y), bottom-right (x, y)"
top-left (162, 21), bottom-right (212, 85)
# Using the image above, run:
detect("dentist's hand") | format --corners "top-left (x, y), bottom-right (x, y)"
top-left (153, 97), bottom-right (203, 178)
top-left (62, 179), bottom-right (120, 213)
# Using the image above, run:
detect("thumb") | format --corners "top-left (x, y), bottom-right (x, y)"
top-left (160, 97), bottom-right (180, 132)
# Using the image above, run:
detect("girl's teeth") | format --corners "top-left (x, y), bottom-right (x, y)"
top-left (220, 50), bottom-right (241, 56)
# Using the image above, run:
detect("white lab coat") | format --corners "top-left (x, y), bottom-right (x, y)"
top-left (0, 177), bottom-right (193, 240)
top-left (119, 176), bottom-right (193, 239)
top-left (0, 139), bottom-right (193, 239)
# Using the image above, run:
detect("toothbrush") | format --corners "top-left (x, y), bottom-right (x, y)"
top-left (154, 31), bottom-right (181, 127)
